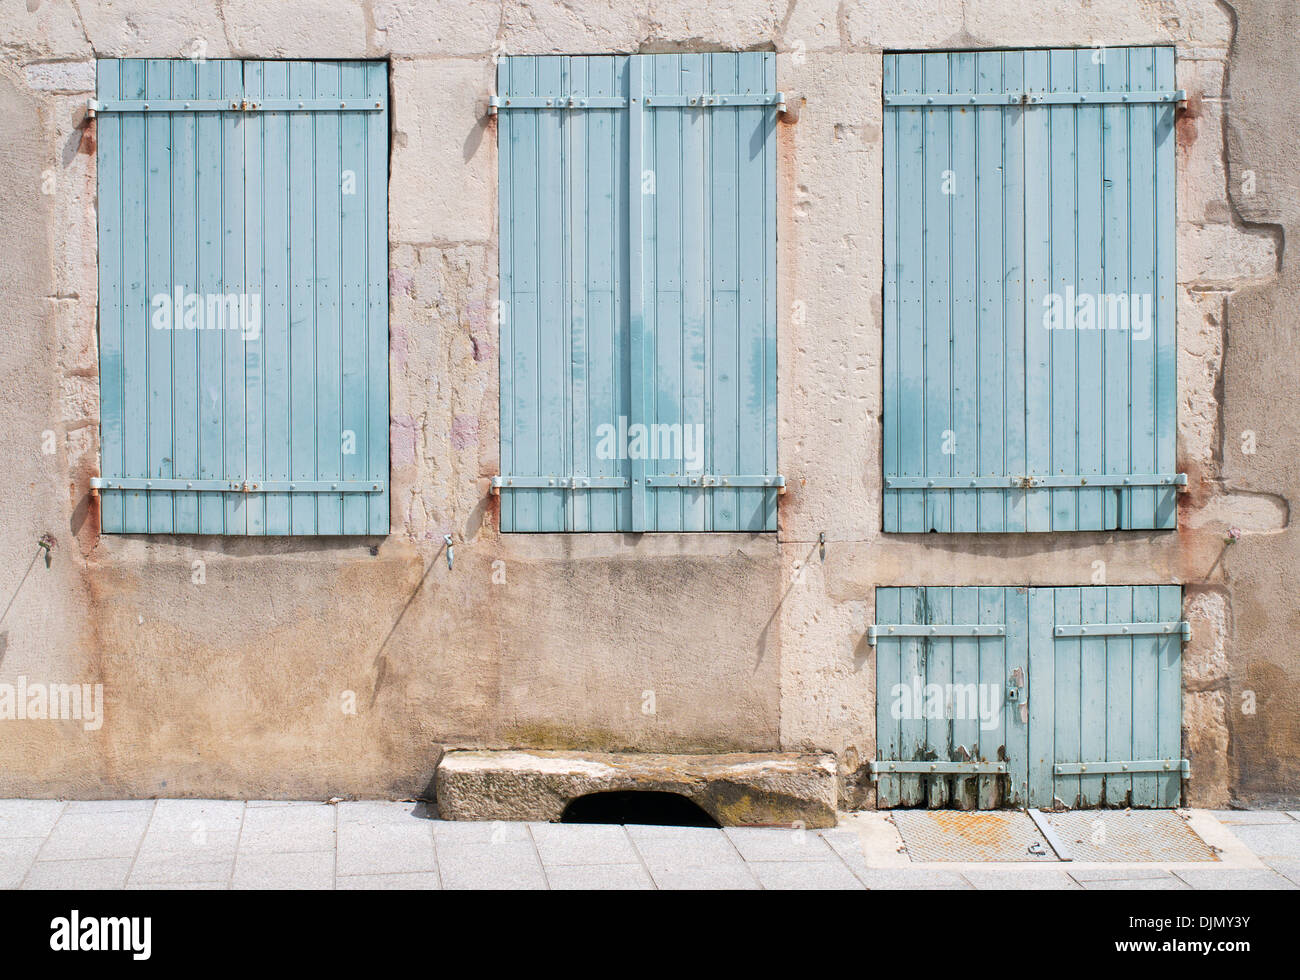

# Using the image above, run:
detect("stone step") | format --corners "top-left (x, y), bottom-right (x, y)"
top-left (435, 750), bottom-right (839, 828)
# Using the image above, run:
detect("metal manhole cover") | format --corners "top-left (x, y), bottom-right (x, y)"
top-left (1042, 810), bottom-right (1217, 862)
top-left (891, 810), bottom-right (1057, 863)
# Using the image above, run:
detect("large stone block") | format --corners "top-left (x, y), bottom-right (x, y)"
top-left (436, 750), bottom-right (840, 826)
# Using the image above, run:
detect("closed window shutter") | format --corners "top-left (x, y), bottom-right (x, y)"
top-left (496, 53), bottom-right (781, 532)
top-left (94, 59), bottom-right (389, 535)
top-left (883, 48), bottom-right (1181, 533)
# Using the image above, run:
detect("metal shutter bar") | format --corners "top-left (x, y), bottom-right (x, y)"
top-left (89, 98), bottom-right (385, 114)
top-left (867, 623), bottom-right (1006, 645)
top-left (870, 761), bottom-right (1008, 776)
top-left (884, 473), bottom-right (1186, 490)
top-left (488, 93), bottom-right (785, 113)
top-left (491, 477), bottom-right (631, 491)
top-left (1053, 760), bottom-right (1190, 776)
top-left (644, 475), bottom-right (785, 488)
top-left (91, 477), bottom-right (383, 493)
top-left (1054, 621), bottom-right (1191, 640)
top-left (884, 90), bottom-right (1184, 107)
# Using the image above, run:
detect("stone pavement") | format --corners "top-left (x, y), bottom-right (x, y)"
top-left (0, 800), bottom-right (1297, 890)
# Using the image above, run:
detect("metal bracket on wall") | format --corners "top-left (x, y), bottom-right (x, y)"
top-left (867, 624), bottom-right (1006, 645)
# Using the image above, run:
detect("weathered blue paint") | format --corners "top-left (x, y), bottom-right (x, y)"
top-left (883, 47), bottom-right (1180, 532)
top-left (95, 59), bottom-right (389, 535)
top-left (875, 584), bottom-right (1184, 809)
top-left (496, 53), bottom-right (779, 532)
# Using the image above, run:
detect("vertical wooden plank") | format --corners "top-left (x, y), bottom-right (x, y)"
top-left (1128, 48), bottom-right (1158, 530)
top-left (649, 55), bottom-right (683, 532)
top-left (221, 59), bottom-right (246, 534)
top-left (628, 55), bottom-right (649, 531)
top-left (313, 64), bottom-right (344, 534)
top-left (566, 57), bottom-right (592, 532)
top-left (1102, 49), bottom-right (1132, 531)
top-left (1131, 584), bottom-right (1160, 806)
top-left (497, 57), bottom-right (515, 531)
top-left (119, 60), bottom-right (149, 532)
top-left (734, 52), bottom-right (772, 532)
top-left (761, 53), bottom-right (779, 533)
top-left (679, 54), bottom-right (707, 532)
top-left (950, 586), bottom-right (980, 808)
top-left (976, 587), bottom-right (1008, 808)
top-left (288, 61), bottom-right (317, 534)
top-left (1078, 585), bottom-right (1108, 806)
top-left (1022, 51), bottom-right (1052, 533)
top-left (707, 52), bottom-right (740, 532)
top-left (1004, 586), bottom-right (1030, 807)
top-left (243, 60), bottom-right (265, 535)
top-left (196, 60), bottom-right (227, 533)
top-left (1002, 52), bottom-right (1027, 533)
top-left (974, 52), bottom-right (1005, 534)
top-left (260, 61), bottom-right (291, 535)
top-left (1075, 50), bottom-right (1105, 532)
top-left (1104, 585), bottom-right (1134, 806)
top-left (1053, 587), bottom-right (1082, 808)
top-left (1154, 48), bottom-right (1178, 528)
top-left (365, 61), bottom-right (390, 535)
top-left (1155, 584), bottom-right (1183, 806)
top-left (96, 60), bottom-right (126, 533)
top-left (144, 59), bottom-right (175, 533)
top-left (339, 62), bottom-right (368, 535)
top-left (895, 54), bottom-right (925, 533)
top-left (882, 55), bottom-right (900, 533)
top-left (170, 61), bottom-right (200, 534)
top-left (511, 57), bottom-right (540, 531)
top-left (949, 53), bottom-right (978, 533)
top-left (874, 588), bottom-right (902, 807)
top-left (897, 585), bottom-right (926, 806)
top-left (924, 587), bottom-right (952, 808)
top-left (922, 53), bottom-right (952, 534)
top-left (1048, 50), bottom-right (1078, 533)
top-left (1027, 587), bottom-right (1056, 806)
top-left (535, 57), bottom-right (567, 531)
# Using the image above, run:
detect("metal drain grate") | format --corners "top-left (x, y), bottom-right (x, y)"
top-left (891, 810), bottom-right (1057, 863)
top-left (1041, 810), bottom-right (1217, 863)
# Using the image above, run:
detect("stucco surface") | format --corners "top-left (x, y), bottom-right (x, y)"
top-left (0, 0), bottom-right (1291, 807)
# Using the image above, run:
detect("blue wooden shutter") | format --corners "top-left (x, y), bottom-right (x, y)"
top-left (883, 48), bottom-right (1182, 533)
top-left (496, 53), bottom-right (781, 532)
top-left (872, 584), bottom-right (1186, 809)
top-left (94, 59), bottom-right (389, 535)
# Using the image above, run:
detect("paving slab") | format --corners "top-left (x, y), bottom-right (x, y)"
top-left (231, 851), bottom-right (334, 889)
top-left (855, 868), bottom-right (974, 890)
top-left (962, 870), bottom-right (1082, 889)
top-left (628, 825), bottom-right (748, 868)
top-left (436, 840), bottom-right (548, 889)
top-left (63, 800), bottom-right (156, 815)
top-left (336, 801), bottom-right (431, 826)
top-left (724, 826), bottom-right (838, 862)
top-left (431, 819), bottom-right (532, 844)
top-left (647, 865), bottom-right (760, 890)
top-left (748, 859), bottom-right (865, 890)
top-left (23, 858), bottom-right (133, 889)
top-left (39, 808), bottom-right (153, 861)
top-left (546, 864), bottom-right (656, 890)
top-left (1174, 868), bottom-right (1298, 889)
top-left (1209, 810), bottom-right (1297, 825)
top-left (0, 800), bottom-right (66, 838)
top-left (1225, 824), bottom-right (1300, 860)
top-left (0, 838), bottom-right (44, 888)
top-left (1078, 876), bottom-right (1191, 890)
top-left (528, 823), bottom-right (640, 866)
top-left (337, 872), bottom-right (442, 890)
top-left (237, 803), bottom-right (335, 854)
top-left (128, 851), bottom-right (235, 886)
top-left (336, 821), bottom-right (436, 876)
top-left (146, 799), bottom-right (246, 836)
top-left (1067, 866), bottom-right (1176, 881)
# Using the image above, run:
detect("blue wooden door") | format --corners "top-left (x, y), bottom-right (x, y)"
top-left (873, 585), bottom-right (1186, 808)
top-left (883, 48), bottom-right (1182, 533)
top-left (495, 53), bottom-right (782, 532)
top-left (95, 59), bottom-right (389, 535)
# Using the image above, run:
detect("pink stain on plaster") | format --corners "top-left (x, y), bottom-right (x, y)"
top-left (391, 415), bottom-right (418, 465)
top-left (451, 414), bottom-right (479, 450)
top-left (389, 268), bottom-right (413, 297)
top-left (391, 323), bottom-right (409, 371)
